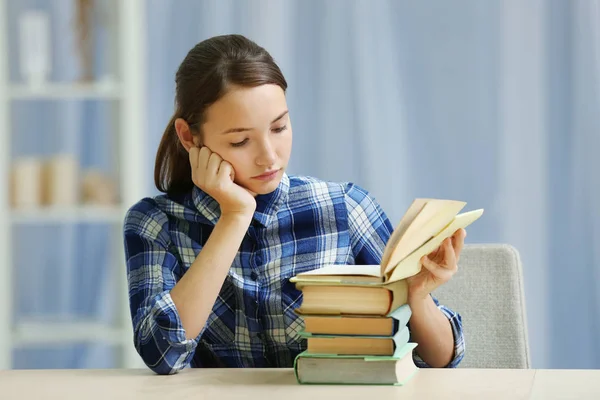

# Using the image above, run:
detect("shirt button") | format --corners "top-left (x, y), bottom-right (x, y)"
top-left (250, 271), bottom-right (258, 281)
top-left (255, 255), bottom-right (262, 264)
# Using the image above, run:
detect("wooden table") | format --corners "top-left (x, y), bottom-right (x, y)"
top-left (1, 367), bottom-right (599, 399)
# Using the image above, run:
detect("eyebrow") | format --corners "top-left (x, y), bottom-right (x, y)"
top-left (220, 110), bottom-right (289, 135)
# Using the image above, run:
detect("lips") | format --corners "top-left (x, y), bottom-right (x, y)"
top-left (253, 169), bottom-right (280, 179)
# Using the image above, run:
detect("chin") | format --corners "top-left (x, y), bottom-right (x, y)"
top-left (252, 181), bottom-right (281, 195)
top-left (244, 176), bottom-right (282, 195)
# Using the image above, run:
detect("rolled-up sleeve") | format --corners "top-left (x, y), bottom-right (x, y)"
top-left (412, 296), bottom-right (465, 368)
top-left (123, 200), bottom-right (200, 375)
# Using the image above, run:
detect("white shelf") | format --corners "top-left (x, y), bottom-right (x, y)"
top-left (8, 82), bottom-right (122, 100)
top-left (0, 0), bottom-right (147, 369)
top-left (0, 0), bottom-right (10, 371)
top-left (12, 318), bottom-right (130, 347)
top-left (10, 205), bottom-right (125, 224)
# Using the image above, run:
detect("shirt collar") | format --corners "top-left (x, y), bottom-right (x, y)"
top-left (191, 172), bottom-right (290, 228)
top-left (253, 172), bottom-right (290, 227)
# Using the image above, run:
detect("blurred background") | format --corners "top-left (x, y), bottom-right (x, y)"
top-left (0, 0), bottom-right (599, 370)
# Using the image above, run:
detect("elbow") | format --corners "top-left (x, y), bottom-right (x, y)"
top-left (137, 346), bottom-right (185, 376)
top-left (148, 362), bottom-right (181, 376)
top-left (134, 338), bottom-right (192, 376)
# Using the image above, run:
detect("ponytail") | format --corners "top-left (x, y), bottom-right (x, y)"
top-left (154, 114), bottom-right (194, 195)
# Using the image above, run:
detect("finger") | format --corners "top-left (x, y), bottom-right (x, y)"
top-left (206, 152), bottom-right (222, 178)
top-left (428, 246), bottom-right (440, 259)
top-left (421, 255), bottom-right (453, 282)
top-left (452, 229), bottom-right (466, 260)
top-left (217, 162), bottom-right (256, 197)
top-left (217, 160), bottom-right (234, 181)
top-left (198, 146), bottom-right (212, 171)
top-left (189, 147), bottom-right (199, 170)
top-left (442, 237), bottom-right (457, 271)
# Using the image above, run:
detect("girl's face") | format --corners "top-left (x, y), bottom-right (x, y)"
top-left (200, 84), bottom-right (293, 195)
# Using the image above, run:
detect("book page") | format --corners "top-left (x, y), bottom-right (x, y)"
top-left (292, 264), bottom-right (381, 278)
top-left (385, 208), bottom-right (484, 283)
top-left (383, 199), bottom-right (466, 275)
top-left (290, 265), bottom-right (385, 285)
top-left (380, 199), bottom-right (429, 273)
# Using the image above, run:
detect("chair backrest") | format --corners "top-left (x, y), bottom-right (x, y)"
top-left (432, 243), bottom-right (531, 368)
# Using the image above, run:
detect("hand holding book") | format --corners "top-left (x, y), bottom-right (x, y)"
top-left (407, 228), bottom-right (466, 302)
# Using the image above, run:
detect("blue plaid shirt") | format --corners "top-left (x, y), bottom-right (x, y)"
top-left (123, 173), bottom-right (464, 374)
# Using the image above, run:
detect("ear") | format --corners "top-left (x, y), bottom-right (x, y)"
top-left (174, 118), bottom-right (201, 151)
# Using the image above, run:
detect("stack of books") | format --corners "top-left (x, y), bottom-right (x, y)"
top-left (291, 198), bottom-right (484, 385)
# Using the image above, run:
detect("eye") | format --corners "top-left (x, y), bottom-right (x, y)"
top-left (272, 125), bottom-right (287, 133)
top-left (230, 138), bottom-right (249, 147)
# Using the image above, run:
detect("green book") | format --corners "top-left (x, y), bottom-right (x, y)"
top-left (293, 342), bottom-right (419, 385)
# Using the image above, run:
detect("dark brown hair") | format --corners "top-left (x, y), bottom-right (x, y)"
top-left (154, 34), bottom-right (288, 195)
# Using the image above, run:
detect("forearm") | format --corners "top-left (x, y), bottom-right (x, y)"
top-left (408, 295), bottom-right (455, 367)
top-left (170, 213), bottom-right (252, 339)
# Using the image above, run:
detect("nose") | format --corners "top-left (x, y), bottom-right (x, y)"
top-left (256, 138), bottom-right (277, 167)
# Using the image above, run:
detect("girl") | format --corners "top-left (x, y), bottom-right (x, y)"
top-left (123, 34), bottom-right (465, 375)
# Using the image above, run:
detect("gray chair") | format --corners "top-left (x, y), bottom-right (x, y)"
top-left (432, 243), bottom-right (531, 369)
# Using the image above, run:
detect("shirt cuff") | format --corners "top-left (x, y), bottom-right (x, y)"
top-left (412, 303), bottom-right (465, 368)
top-left (145, 291), bottom-right (200, 350)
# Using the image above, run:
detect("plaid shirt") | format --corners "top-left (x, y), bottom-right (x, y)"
top-left (123, 173), bottom-right (465, 374)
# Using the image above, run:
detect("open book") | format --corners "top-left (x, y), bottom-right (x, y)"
top-left (291, 198), bottom-right (483, 286)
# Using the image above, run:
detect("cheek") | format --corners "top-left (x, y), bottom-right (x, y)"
top-left (278, 131), bottom-right (293, 157)
top-left (203, 139), bottom-right (242, 167)
top-left (223, 151), bottom-right (254, 177)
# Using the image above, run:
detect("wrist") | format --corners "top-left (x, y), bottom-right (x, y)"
top-left (219, 211), bottom-right (254, 224)
top-left (407, 292), bottom-right (432, 313)
top-left (219, 201), bottom-right (256, 219)
top-left (407, 285), bottom-right (430, 304)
